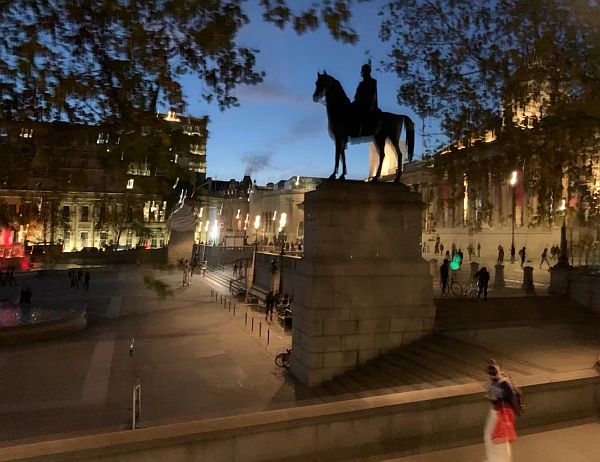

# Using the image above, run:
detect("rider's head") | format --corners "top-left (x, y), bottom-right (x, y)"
top-left (361, 63), bottom-right (371, 78)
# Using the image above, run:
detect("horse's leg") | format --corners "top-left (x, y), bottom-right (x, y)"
top-left (329, 136), bottom-right (340, 180)
top-left (337, 137), bottom-right (347, 180)
top-left (391, 138), bottom-right (403, 183)
top-left (372, 134), bottom-right (386, 181)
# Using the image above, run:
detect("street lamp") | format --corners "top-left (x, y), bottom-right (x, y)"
top-left (510, 170), bottom-right (518, 263)
top-left (253, 214), bottom-right (261, 245)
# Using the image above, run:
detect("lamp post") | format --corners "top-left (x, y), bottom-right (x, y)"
top-left (510, 170), bottom-right (518, 263)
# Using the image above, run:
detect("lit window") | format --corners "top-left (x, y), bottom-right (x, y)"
top-left (19, 127), bottom-right (34, 139)
top-left (164, 110), bottom-right (180, 122)
top-left (126, 179), bottom-right (134, 189)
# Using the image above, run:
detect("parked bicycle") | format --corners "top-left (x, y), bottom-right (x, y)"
top-left (275, 348), bottom-right (292, 369)
top-left (446, 274), bottom-right (478, 298)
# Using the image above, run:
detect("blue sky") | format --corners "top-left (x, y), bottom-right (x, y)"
top-left (182, 1), bottom-right (441, 184)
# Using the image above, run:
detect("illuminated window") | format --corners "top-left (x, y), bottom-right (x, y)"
top-left (19, 127), bottom-right (34, 139)
top-left (126, 179), bottom-right (134, 189)
top-left (164, 111), bottom-right (180, 122)
top-left (96, 132), bottom-right (109, 144)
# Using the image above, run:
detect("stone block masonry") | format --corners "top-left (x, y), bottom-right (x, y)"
top-left (289, 181), bottom-right (435, 386)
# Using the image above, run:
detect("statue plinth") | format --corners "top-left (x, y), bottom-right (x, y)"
top-left (289, 181), bottom-right (434, 386)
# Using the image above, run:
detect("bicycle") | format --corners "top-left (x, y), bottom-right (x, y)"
top-left (275, 348), bottom-right (292, 369)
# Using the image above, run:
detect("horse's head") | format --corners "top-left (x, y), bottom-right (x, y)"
top-left (313, 71), bottom-right (331, 102)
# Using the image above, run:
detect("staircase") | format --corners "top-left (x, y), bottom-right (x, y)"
top-left (314, 332), bottom-right (553, 400)
top-left (202, 264), bottom-right (247, 297)
top-left (313, 296), bottom-right (599, 401)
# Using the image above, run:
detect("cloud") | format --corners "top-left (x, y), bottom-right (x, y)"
top-left (234, 79), bottom-right (307, 105)
top-left (241, 151), bottom-right (276, 176)
top-left (275, 115), bottom-right (323, 145)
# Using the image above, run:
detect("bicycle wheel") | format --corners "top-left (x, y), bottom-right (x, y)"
top-left (450, 280), bottom-right (463, 297)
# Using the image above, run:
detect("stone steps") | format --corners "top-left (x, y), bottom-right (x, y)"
top-left (315, 330), bottom-right (560, 398)
top-left (202, 265), bottom-right (246, 296)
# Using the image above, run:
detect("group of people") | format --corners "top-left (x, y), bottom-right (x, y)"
top-left (496, 245), bottom-right (560, 268)
top-left (0, 266), bottom-right (17, 286)
top-left (68, 268), bottom-right (90, 290)
top-left (232, 261), bottom-right (247, 278)
top-left (439, 259), bottom-right (490, 299)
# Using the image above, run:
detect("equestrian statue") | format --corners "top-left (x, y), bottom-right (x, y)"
top-left (313, 64), bottom-right (414, 182)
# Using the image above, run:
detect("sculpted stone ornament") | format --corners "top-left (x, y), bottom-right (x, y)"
top-left (167, 198), bottom-right (197, 232)
top-left (313, 69), bottom-right (415, 182)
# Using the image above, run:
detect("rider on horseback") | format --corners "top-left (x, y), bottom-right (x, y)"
top-left (351, 63), bottom-right (380, 137)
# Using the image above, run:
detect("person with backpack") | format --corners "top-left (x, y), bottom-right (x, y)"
top-left (484, 361), bottom-right (522, 462)
top-left (474, 266), bottom-right (491, 300)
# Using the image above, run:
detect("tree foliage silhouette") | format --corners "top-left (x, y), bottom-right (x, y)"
top-left (0, 0), bottom-right (361, 124)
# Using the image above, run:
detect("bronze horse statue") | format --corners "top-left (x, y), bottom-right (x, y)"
top-left (313, 71), bottom-right (414, 181)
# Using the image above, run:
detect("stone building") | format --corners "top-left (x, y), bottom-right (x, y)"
top-left (0, 112), bottom-right (207, 251)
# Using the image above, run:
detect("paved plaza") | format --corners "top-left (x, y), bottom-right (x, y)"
top-left (0, 263), bottom-right (598, 461)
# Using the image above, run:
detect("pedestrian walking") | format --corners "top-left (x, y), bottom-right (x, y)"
top-left (477, 242), bottom-right (481, 257)
top-left (519, 246), bottom-right (526, 267)
top-left (497, 245), bottom-right (504, 264)
top-left (467, 243), bottom-right (474, 260)
top-left (265, 291), bottom-right (274, 320)
top-left (77, 268), bottom-right (83, 285)
top-left (19, 286), bottom-right (32, 305)
top-left (439, 259), bottom-right (450, 296)
top-left (7, 267), bottom-right (17, 286)
top-left (474, 266), bottom-right (490, 300)
top-left (434, 241), bottom-right (440, 255)
top-left (510, 244), bottom-right (516, 264)
top-left (84, 271), bottom-right (90, 290)
top-left (539, 248), bottom-right (551, 268)
top-left (233, 263), bottom-right (238, 277)
top-left (439, 243), bottom-right (444, 255)
top-left (483, 361), bottom-right (519, 462)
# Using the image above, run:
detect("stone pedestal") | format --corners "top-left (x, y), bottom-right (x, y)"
top-left (549, 266), bottom-right (571, 295)
top-left (522, 266), bottom-right (535, 293)
top-left (493, 264), bottom-right (505, 288)
top-left (167, 230), bottom-right (195, 265)
top-left (469, 262), bottom-right (480, 278)
top-left (289, 181), bottom-right (435, 387)
top-left (429, 259), bottom-right (438, 278)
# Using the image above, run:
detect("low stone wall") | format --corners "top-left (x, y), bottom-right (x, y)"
top-left (0, 311), bottom-right (87, 345)
top-left (550, 268), bottom-right (600, 313)
top-left (197, 245), bottom-right (254, 267)
top-left (2, 370), bottom-right (597, 462)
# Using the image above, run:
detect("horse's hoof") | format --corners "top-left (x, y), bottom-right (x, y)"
top-left (368, 176), bottom-right (378, 183)
top-left (339, 174), bottom-right (346, 180)
top-left (328, 173), bottom-right (337, 180)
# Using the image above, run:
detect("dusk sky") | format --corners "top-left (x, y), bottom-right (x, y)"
top-left (182, 1), bottom-right (443, 185)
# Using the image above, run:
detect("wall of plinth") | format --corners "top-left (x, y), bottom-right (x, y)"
top-left (289, 181), bottom-right (435, 386)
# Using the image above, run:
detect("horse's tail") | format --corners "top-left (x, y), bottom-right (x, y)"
top-left (403, 115), bottom-right (415, 163)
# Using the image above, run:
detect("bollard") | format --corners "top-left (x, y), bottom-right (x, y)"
top-left (429, 259), bottom-right (438, 278)
top-left (267, 328), bottom-right (270, 345)
top-left (494, 264), bottom-right (505, 288)
top-left (233, 304), bottom-right (236, 315)
top-left (251, 317), bottom-right (254, 331)
top-left (470, 261), bottom-right (480, 278)
top-left (522, 266), bottom-right (535, 293)
top-left (259, 322), bottom-right (262, 338)
top-left (245, 312), bottom-right (248, 326)
top-left (220, 294), bottom-right (223, 304)
top-left (228, 302), bottom-right (231, 312)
